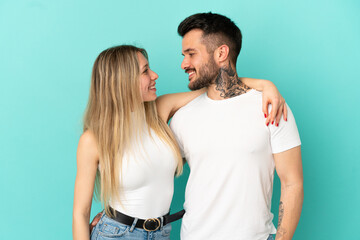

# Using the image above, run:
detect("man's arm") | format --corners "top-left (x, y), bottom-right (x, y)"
top-left (273, 146), bottom-right (304, 240)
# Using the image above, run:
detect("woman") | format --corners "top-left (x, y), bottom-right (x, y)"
top-left (72, 45), bottom-right (286, 240)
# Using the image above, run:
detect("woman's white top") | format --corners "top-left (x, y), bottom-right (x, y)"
top-left (109, 128), bottom-right (177, 219)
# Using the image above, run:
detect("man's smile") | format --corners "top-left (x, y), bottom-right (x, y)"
top-left (186, 69), bottom-right (196, 80)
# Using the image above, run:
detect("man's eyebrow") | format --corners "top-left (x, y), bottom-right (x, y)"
top-left (182, 48), bottom-right (196, 55)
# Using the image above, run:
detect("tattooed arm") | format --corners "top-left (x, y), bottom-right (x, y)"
top-left (273, 146), bottom-right (304, 240)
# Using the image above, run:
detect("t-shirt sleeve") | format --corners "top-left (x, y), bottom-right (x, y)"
top-left (269, 103), bottom-right (301, 154)
top-left (169, 116), bottom-right (185, 158)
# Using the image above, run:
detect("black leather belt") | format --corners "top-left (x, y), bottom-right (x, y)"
top-left (108, 207), bottom-right (185, 232)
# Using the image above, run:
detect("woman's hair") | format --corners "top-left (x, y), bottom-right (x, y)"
top-left (83, 45), bottom-right (183, 217)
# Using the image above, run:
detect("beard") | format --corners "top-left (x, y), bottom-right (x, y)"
top-left (188, 57), bottom-right (219, 91)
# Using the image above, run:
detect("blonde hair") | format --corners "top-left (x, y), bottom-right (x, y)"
top-left (83, 45), bottom-right (183, 217)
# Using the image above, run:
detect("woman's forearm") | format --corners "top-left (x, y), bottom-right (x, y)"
top-left (73, 213), bottom-right (91, 240)
top-left (240, 77), bottom-right (273, 91)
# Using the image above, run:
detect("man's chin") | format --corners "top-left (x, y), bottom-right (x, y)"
top-left (188, 80), bottom-right (210, 91)
top-left (188, 79), bottom-right (202, 91)
top-left (188, 83), bottom-right (200, 91)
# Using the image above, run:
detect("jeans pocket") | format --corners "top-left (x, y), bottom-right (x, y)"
top-left (90, 228), bottom-right (98, 240)
top-left (97, 216), bottom-right (129, 239)
top-left (91, 212), bottom-right (105, 240)
top-left (161, 223), bottom-right (172, 237)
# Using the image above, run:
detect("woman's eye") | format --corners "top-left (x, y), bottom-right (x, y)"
top-left (143, 69), bottom-right (148, 74)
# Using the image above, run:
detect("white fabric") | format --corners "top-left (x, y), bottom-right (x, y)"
top-left (109, 128), bottom-right (177, 219)
top-left (170, 90), bottom-right (301, 240)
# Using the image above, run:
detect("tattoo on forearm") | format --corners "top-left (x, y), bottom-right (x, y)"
top-left (277, 201), bottom-right (287, 238)
top-left (215, 62), bottom-right (250, 99)
top-left (278, 201), bottom-right (284, 227)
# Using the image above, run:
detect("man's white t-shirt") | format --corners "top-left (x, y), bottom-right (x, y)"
top-left (170, 90), bottom-right (301, 240)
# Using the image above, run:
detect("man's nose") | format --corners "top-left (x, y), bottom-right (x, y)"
top-left (181, 57), bottom-right (190, 70)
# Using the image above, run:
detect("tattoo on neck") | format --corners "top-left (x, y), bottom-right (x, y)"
top-left (277, 201), bottom-right (287, 238)
top-left (215, 62), bottom-right (250, 99)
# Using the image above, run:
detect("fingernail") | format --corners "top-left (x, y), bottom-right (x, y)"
top-left (266, 122), bottom-right (269, 126)
top-left (276, 123), bottom-right (279, 127)
top-left (264, 114), bottom-right (267, 118)
top-left (272, 121), bottom-right (274, 125)
top-left (285, 118), bottom-right (287, 121)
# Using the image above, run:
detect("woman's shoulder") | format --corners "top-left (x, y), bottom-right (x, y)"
top-left (79, 130), bottom-right (97, 145)
top-left (77, 130), bottom-right (99, 162)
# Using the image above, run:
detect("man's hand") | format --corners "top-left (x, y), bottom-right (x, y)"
top-left (89, 212), bottom-right (103, 233)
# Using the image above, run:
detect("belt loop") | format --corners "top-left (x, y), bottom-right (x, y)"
top-left (129, 217), bottom-right (138, 232)
top-left (159, 216), bottom-right (164, 228)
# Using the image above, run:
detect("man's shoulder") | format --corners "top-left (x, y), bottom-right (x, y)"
top-left (172, 93), bottom-right (205, 117)
top-left (244, 88), bottom-right (262, 98)
top-left (170, 93), bottom-right (205, 132)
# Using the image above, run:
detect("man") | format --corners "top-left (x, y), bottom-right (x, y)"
top-left (169, 13), bottom-right (303, 240)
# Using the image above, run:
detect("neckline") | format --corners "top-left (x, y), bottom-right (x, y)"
top-left (203, 89), bottom-right (256, 104)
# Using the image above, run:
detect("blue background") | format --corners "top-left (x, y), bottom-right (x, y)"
top-left (1, 0), bottom-right (359, 239)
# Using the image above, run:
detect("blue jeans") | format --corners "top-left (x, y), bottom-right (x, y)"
top-left (267, 234), bottom-right (275, 240)
top-left (90, 212), bottom-right (172, 240)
